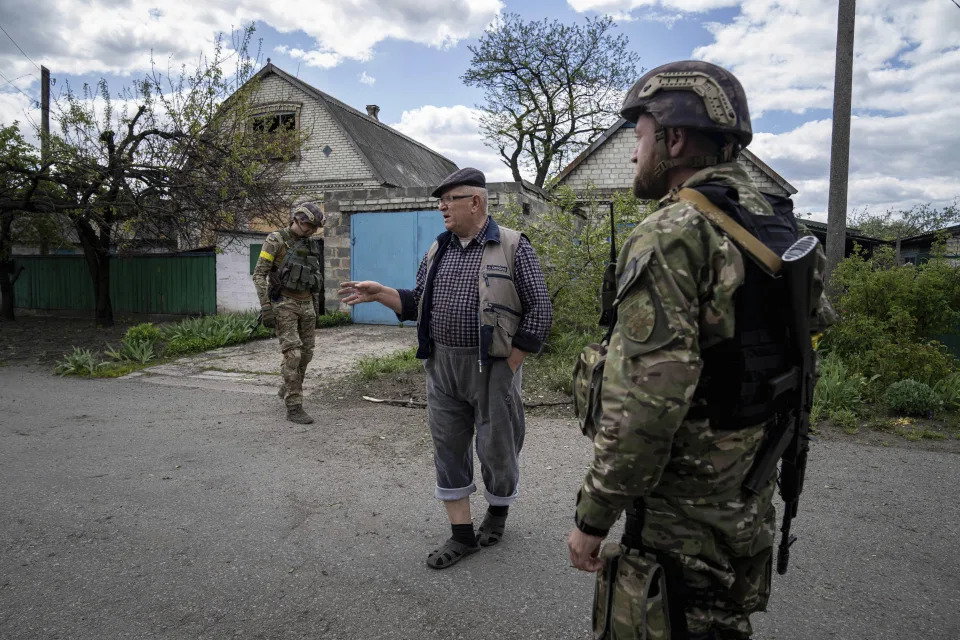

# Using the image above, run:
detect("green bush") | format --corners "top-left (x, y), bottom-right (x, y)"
top-left (884, 379), bottom-right (942, 416)
top-left (811, 354), bottom-right (865, 422)
top-left (356, 347), bottom-right (420, 381)
top-left (831, 408), bottom-right (859, 434)
top-left (55, 347), bottom-right (103, 376)
top-left (124, 322), bottom-right (161, 345)
top-left (933, 372), bottom-right (960, 411)
top-left (104, 339), bottom-right (156, 365)
top-left (316, 310), bottom-right (352, 329)
top-left (821, 243), bottom-right (960, 395)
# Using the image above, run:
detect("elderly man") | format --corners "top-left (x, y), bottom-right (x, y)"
top-left (252, 202), bottom-right (325, 425)
top-left (339, 168), bottom-right (552, 569)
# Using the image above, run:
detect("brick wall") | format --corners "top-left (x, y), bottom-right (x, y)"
top-left (321, 182), bottom-right (550, 310)
top-left (251, 74), bottom-right (380, 190)
top-left (559, 126), bottom-right (792, 198)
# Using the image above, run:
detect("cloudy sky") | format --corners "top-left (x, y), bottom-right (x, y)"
top-left (1, 0), bottom-right (957, 220)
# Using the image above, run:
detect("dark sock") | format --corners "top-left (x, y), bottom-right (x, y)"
top-left (451, 523), bottom-right (476, 547)
top-left (488, 505), bottom-right (509, 517)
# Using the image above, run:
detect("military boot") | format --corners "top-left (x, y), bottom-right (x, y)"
top-left (286, 405), bottom-right (314, 424)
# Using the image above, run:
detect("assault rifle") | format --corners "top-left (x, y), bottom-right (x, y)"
top-left (742, 235), bottom-right (819, 575)
top-left (599, 202), bottom-right (618, 328)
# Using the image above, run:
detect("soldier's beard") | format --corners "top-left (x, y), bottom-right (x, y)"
top-left (632, 158), bottom-right (669, 201)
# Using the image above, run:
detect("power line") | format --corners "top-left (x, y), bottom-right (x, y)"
top-left (0, 22), bottom-right (41, 71)
top-left (0, 68), bottom-right (40, 107)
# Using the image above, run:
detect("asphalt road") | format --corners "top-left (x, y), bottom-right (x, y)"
top-left (1, 366), bottom-right (958, 639)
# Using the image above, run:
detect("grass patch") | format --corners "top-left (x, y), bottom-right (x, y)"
top-left (356, 347), bottom-right (420, 381)
top-left (316, 311), bottom-right (352, 329)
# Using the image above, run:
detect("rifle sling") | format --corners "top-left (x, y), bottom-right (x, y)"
top-left (675, 188), bottom-right (782, 276)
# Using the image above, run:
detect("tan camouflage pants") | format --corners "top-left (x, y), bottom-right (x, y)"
top-left (275, 296), bottom-right (316, 408)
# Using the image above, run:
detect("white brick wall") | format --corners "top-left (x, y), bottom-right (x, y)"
top-left (559, 127), bottom-right (792, 197)
top-left (216, 234), bottom-right (262, 313)
top-left (250, 75), bottom-right (380, 188)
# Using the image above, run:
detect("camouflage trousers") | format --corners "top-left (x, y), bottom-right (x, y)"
top-left (275, 296), bottom-right (316, 408)
top-left (626, 481), bottom-right (777, 639)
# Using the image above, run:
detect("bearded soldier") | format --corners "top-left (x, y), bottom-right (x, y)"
top-left (568, 61), bottom-right (836, 639)
top-left (252, 202), bottom-right (325, 425)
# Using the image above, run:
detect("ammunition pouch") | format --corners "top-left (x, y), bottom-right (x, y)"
top-left (593, 543), bottom-right (671, 640)
top-left (273, 239), bottom-right (322, 294)
top-left (573, 342), bottom-right (608, 439)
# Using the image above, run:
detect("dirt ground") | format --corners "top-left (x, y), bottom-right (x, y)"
top-left (0, 314), bottom-right (136, 367)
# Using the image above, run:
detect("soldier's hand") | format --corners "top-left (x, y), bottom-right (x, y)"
top-left (568, 527), bottom-right (604, 572)
top-left (338, 280), bottom-right (383, 305)
top-left (261, 305), bottom-right (276, 329)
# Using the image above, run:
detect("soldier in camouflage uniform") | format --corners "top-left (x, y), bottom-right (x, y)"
top-left (252, 203), bottom-right (326, 425)
top-left (568, 61), bottom-right (836, 639)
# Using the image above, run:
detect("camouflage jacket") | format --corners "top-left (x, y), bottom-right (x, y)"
top-left (252, 228), bottom-right (320, 306)
top-left (575, 162), bottom-right (835, 536)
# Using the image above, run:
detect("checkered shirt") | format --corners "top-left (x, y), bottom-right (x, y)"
top-left (410, 217), bottom-right (552, 350)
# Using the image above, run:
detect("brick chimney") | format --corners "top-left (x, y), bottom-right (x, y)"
top-left (365, 104), bottom-right (380, 121)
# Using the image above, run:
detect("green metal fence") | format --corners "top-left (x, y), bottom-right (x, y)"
top-left (13, 253), bottom-right (216, 315)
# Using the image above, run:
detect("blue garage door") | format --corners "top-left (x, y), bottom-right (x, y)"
top-left (350, 210), bottom-right (447, 324)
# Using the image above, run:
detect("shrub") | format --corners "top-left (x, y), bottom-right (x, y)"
top-left (55, 347), bottom-right (103, 376)
top-left (830, 408), bottom-right (859, 434)
top-left (884, 379), bottom-right (942, 416)
top-left (811, 354), bottom-right (865, 421)
top-left (356, 347), bottom-right (420, 381)
top-left (932, 372), bottom-right (960, 411)
top-left (104, 339), bottom-right (156, 365)
top-left (316, 310), bottom-right (352, 329)
top-left (124, 322), bottom-right (161, 345)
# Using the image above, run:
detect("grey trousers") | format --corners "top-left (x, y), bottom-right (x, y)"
top-left (425, 344), bottom-right (525, 505)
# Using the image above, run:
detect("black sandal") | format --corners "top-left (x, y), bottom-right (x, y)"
top-left (477, 512), bottom-right (507, 547)
top-left (426, 537), bottom-right (480, 569)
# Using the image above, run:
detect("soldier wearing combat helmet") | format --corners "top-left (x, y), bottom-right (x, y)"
top-left (568, 61), bottom-right (835, 639)
top-left (252, 202), bottom-right (326, 424)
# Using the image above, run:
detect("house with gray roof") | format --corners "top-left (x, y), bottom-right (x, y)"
top-left (554, 117), bottom-right (797, 199)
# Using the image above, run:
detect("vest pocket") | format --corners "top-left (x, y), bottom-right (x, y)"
top-left (482, 303), bottom-right (521, 358)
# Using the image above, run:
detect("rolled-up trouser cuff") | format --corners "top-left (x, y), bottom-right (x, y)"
top-left (435, 482), bottom-right (476, 502)
top-left (485, 487), bottom-right (518, 506)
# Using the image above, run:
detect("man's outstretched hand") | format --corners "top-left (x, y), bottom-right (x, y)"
top-left (338, 281), bottom-right (383, 305)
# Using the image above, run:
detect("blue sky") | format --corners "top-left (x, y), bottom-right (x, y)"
top-left (1, 0), bottom-right (958, 221)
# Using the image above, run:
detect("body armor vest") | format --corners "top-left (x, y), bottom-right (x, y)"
top-left (688, 185), bottom-right (799, 428)
top-left (272, 228), bottom-right (322, 293)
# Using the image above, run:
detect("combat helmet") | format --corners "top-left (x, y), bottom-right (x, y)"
top-left (620, 60), bottom-right (752, 176)
top-left (292, 202), bottom-right (325, 227)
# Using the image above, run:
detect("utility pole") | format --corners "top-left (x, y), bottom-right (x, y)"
top-left (825, 0), bottom-right (856, 289)
top-left (40, 65), bottom-right (50, 163)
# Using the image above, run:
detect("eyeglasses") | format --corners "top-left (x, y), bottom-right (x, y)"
top-left (438, 194), bottom-right (474, 205)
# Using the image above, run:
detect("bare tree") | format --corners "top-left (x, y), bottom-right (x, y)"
top-left (463, 13), bottom-right (640, 187)
top-left (0, 26), bottom-right (305, 326)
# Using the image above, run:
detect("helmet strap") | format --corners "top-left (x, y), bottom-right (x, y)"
top-left (652, 126), bottom-right (741, 177)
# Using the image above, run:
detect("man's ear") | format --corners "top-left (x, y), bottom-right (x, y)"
top-left (666, 127), bottom-right (687, 159)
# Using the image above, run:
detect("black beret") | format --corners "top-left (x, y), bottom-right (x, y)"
top-left (431, 167), bottom-right (486, 198)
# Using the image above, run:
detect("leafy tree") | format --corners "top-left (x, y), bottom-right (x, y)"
top-left (851, 200), bottom-right (960, 248)
top-left (463, 13), bottom-right (640, 187)
top-left (0, 26), bottom-right (305, 326)
top-left (498, 185), bottom-right (652, 336)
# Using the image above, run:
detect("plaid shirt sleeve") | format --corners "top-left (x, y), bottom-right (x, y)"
top-left (513, 236), bottom-right (553, 353)
top-left (396, 253), bottom-right (428, 322)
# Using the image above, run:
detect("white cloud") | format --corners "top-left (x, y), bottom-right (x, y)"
top-left (568, 0), bottom-right (738, 12)
top-left (0, 0), bottom-right (503, 79)
top-left (390, 105), bottom-right (515, 182)
top-left (359, 72), bottom-right (376, 87)
top-left (0, 92), bottom-right (40, 142)
top-left (572, 0), bottom-right (960, 217)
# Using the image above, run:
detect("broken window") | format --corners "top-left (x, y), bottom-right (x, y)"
top-left (251, 112), bottom-right (297, 133)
